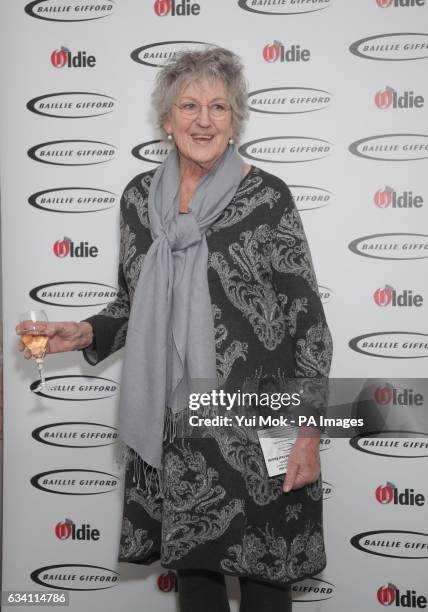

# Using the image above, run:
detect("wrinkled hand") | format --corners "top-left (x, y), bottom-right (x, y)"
top-left (16, 321), bottom-right (93, 359)
top-left (283, 428), bottom-right (321, 493)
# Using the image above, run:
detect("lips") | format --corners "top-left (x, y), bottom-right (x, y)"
top-left (191, 134), bottom-right (214, 144)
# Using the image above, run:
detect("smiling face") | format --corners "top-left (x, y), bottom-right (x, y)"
top-left (163, 78), bottom-right (234, 172)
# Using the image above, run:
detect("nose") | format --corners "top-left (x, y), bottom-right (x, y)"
top-left (195, 104), bottom-right (211, 127)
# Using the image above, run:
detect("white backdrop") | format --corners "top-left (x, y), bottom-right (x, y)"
top-left (1, 1), bottom-right (428, 611)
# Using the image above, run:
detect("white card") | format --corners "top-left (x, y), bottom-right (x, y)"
top-left (257, 426), bottom-right (298, 477)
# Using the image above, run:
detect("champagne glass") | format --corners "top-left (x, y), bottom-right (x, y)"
top-left (19, 310), bottom-right (49, 392)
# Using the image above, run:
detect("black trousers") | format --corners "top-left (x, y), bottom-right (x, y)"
top-left (176, 569), bottom-right (292, 612)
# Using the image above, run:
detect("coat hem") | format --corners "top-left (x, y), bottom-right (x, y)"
top-left (160, 560), bottom-right (328, 589)
top-left (118, 555), bottom-right (327, 589)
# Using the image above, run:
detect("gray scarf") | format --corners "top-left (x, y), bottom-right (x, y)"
top-left (118, 144), bottom-right (245, 470)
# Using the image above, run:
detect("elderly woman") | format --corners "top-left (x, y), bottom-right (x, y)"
top-left (18, 47), bottom-right (332, 611)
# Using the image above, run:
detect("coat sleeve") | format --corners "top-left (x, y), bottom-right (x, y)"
top-left (80, 187), bottom-right (132, 365)
top-left (270, 180), bottom-right (333, 428)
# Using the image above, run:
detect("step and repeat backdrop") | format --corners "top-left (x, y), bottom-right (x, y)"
top-left (1, 1), bottom-right (428, 611)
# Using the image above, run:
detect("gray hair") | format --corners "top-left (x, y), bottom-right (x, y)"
top-left (151, 46), bottom-right (249, 141)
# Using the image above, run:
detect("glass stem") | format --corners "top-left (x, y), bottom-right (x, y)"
top-left (36, 358), bottom-right (45, 389)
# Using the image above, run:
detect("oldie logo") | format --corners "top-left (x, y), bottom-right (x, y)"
top-left (262, 41), bottom-right (310, 63)
top-left (131, 140), bottom-right (170, 164)
top-left (30, 282), bottom-right (118, 307)
top-left (31, 564), bottom-right (119, 590)
top-left (373, 383), bottom-right (424, 407)
top-left (31, 469), bottom-right (119, 495)
top-left (157, 572), bottom-right (176, 592)
top-left (349, 331), bottom-right (428, 358)
top-left (374, 286), bottom-right (423, 307)
top-left (239, 137), bottom-right (332, 163)
top-left (238, 0), bottom-right (331, 15)
top-left (248, 87), bottom-right (332, 114)
top-left (53, 237), bottom-right (98, 258)
top-left (31, 375), bottom-right (119, 401)
top-left (27, 93), bottom-right (116, 118)
top-left (27, 140), bottom-right (116, 166)
top-left (131, 41), bottom-right (212, 67)
top-left (291, 577), bottom-right (335, 602)
top-left (374, 86), bottom-right (424, 109)
top-left (377, 583), bottom-right (428, 609)
top-left (350, 530), bottom-right (428, 559)
top-left (290, 185), bottom-right (332, 211)
top-left (376, 0), bottom-right (426, 7)
top-left (349, 134), bottom-right (428, 161)
top-left (348, 233), bottom-right (428, 260)
top-left (55, 519), bottom-right (100, 541)
top-left (29, 187), bottom-right (117, 214)
top-left (50, 47), bottom-right (96, 68)
top-left (154, 0), bottom-right (200, 16)
top-left (350, 431), bottom-right (428, 458)
top-left (25, 0), bottom-right (114, 22)
top-left (374, 186), bottom-right (423, 208)
top-left (375, 482), bottom-right (425, 506)
top-left (32, 422), bottom-right (118, 448)
top-left (349, 33), bottom-right (428, 61)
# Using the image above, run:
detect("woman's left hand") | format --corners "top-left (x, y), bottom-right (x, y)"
top-left (282, 428), bottom-right (321, 493)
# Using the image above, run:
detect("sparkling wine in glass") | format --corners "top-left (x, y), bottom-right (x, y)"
top-left (19, 310), bottom-right (49, 392)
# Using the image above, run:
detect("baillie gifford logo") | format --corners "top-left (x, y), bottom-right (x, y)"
top-left (375, 483), bottom-right (425, 507)
top-left (374, 286), bottom-right (423, 308)
top-left (154, 0), bottom-right (201, 16)
top-left (374, 186), bottom-right (424, 208)
top-left (132, 140), bottom-right (170, 164)
top-left (291, 577), bottom-right (335, 602)
top-left (238, 0), bottom-right (331, 15)
top-left (53, 237), bottom-right (98, 258)
top-left (31, 564), bottom-right (118, 590)
top-left (377, 583), bottom-right (428, 608)
top-left (55, 519), bottom-right (100, 541)
top-left (350, 529), bottom-right (428, 559)
top-left (375, 87), bottom-right (424, 109)
top-left (348, 233), bottom-right (428, 260)
top-left (131, 41), bottom-right (212, 68)
top-left (51, 47), bottom-right (96, 68)
top-left (349, 34), bottom-right (428, 62)
top-left (262, 40), bottom-right (311, 63)
top-left (24, 0), bottom-right (115, 22)
top-left (348, 331), bottom-right (428, 358)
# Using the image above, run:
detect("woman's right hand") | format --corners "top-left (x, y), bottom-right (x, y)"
top-left (16, 321), bottom-right (94, 359)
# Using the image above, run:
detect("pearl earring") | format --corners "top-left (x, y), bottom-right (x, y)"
top-left (167, 133), bottom-right (173, 141)
top-left (228, 137), bottom-right (235, 145)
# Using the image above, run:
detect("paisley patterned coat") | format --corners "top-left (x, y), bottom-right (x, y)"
top-left (83, 164), bottom-right (333, 588)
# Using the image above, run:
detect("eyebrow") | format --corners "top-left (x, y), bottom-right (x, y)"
top-left (178, 96), bottom-right (229, 102)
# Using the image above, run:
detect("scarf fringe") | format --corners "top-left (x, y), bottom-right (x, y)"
top-left (119, 402), bottom-right (224, 504)
top-left (120, 441), bottom-right (165, 500)
top-left (164, 404), bottom-right (191, 443)
top-left (163, 402), bottom-right (222, 445)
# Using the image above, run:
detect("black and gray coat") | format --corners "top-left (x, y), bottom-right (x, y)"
top-left (84, 164), bottom-right (333, 587)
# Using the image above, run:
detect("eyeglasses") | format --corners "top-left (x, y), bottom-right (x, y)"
top-left (173, 101), bottom-right (232, 120)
